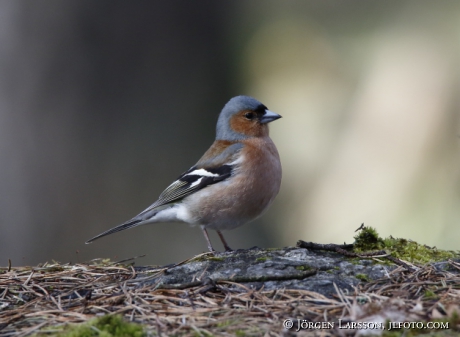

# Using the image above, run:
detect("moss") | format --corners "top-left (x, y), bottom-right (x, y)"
top-left (264, 247), bottom-right (279, 251)
top-left (355, 273), bottom-right (369, 282)
top-left (423, 289), bottom-right (438, 300)
top-left (206, 257), bottom-right (225, 262)
top-left (382, 237), bottom-right (458, 264)
top-left (38, 315), bottom-right (146, 337)
top-left (255, 257), bottom-right (269, 262)
top-left (353, 226), bottom-right (459, 264)
top-left (295, 265), bottom-right (312, 271)
top-left (190, 254), bottom-right (224, 263)
top-left (349, 258), bottom-right (366, 265)
top-left (353, 227), bottom-right (386, 251)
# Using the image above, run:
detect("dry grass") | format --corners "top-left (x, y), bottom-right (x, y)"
top-left (1, 257), bottom-right (460, 336)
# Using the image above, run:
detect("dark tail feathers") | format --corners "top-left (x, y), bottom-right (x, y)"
top-left (85, 219), bottom-right (143, 244)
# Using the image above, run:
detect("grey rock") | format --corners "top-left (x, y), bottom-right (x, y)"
top-left (135, 246), bottom-right (395, 298)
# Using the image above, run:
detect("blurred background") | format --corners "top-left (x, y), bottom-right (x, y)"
top-left (1, 1), bottom-right (459, 267)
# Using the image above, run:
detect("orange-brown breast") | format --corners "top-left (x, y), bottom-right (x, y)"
top-left (238, 137), bottom-right (282, 213)
top-left (203, 136), bottom-right (281, 224)
top-left (184, 136), bottom-right (281, 230)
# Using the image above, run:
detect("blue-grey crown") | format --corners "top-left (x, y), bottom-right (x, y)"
top-left (216, 95), bottom-right (265, 141)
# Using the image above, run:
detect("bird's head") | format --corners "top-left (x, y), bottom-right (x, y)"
top-left (216, 96), bottom-right (282, 141)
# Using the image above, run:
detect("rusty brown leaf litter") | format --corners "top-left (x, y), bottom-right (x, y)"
top-left (1, 255), bottom-right (459, 336)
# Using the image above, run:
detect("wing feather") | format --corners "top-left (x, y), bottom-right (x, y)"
top-left (138, 164), bottom-right (233, 216)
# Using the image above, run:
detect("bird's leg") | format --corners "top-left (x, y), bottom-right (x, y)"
top-left (201, 226), bottom-right (215, 252)
top-left (217, 230), bottom-right (233, 251)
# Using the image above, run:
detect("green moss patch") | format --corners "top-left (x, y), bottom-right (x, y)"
top-left (355, 273), bottom-right (370, 282)
top-left (353, 226), bottom-right (459, 264)
top-left (41, 315), bottom-right (146, 337)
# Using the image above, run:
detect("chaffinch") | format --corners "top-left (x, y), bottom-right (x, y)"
top-left (86, 95), bottom-right (282, 252)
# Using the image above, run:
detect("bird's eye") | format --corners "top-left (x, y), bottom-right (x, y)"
top-left (245, 112), bottom-right (255, 120)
